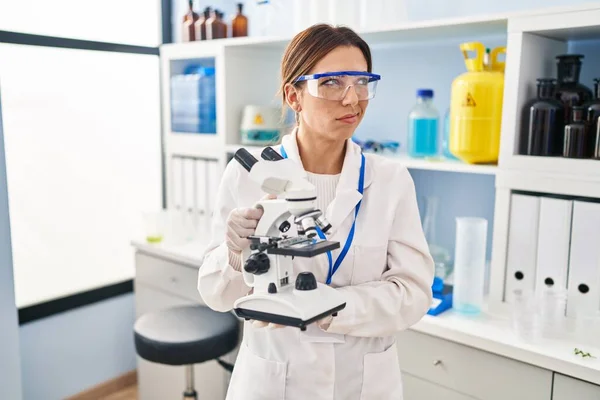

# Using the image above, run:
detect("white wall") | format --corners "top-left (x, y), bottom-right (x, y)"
top-left (19, 294), bottom-right (136, 400)
top-left (0, 91), bottom-right (23, 400)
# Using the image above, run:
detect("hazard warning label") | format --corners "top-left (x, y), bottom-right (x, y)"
top-left (462, 93), bottom-right (476, 107)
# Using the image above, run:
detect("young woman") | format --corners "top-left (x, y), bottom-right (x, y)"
top-left (198, 24), bottom-right (434, 400)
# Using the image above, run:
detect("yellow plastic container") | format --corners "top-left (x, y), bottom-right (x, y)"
top-left (449, 42), bottom-right (506, 164)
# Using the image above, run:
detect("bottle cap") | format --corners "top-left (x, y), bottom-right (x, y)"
top-left (417, 89), bottom-right (434, 98)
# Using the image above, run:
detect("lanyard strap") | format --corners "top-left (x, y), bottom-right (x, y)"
top-left (279, 145), bottom-right (365, 284)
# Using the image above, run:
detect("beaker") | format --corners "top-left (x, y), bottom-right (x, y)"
top-left (539, 287), bottom-right (568, 339)
top-left (452, 217), bottom-right (488, 315)
top-left (511, 289), bottom-right (541, 342)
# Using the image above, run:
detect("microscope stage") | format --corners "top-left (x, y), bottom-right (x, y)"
top-left (268, 240), bottom-right (340, 258)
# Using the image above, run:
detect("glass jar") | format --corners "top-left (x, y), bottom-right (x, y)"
top-left (555, 54), bottom-right (593, 124)
top-left (520, 78), bottom-right (565, 156)
top-left (563, 106), bottom-right (591, 158)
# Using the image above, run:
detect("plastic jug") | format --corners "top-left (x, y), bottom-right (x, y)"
top-left (449, 42), bottom-right (506, 164)
top-left (452, 217), bottom-right (488, 315)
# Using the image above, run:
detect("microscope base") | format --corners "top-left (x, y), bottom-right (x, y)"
top-left (233, 282), bottom-right (347, 330)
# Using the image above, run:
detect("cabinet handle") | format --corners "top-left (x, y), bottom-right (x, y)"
top-left (433, 359), bottom-right (442, 366)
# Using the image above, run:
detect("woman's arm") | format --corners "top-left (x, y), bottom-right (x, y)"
top-left (323, 167), bottom-right (434, 337)
top-left (197, 163), bottom-right (251, 312)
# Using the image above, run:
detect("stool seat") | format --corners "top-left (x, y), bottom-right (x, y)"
top-left (134, 305), bottom-right (239, 366)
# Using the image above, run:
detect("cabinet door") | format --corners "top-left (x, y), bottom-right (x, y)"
top-left (403, 373), bottom-right (479, 400)
top-left (135, 284), bottom-right (228, 400)
top-left (552, 373), bottom-right (600, 400)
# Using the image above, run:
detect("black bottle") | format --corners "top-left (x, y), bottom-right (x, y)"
top-left (555, 55), bottom-right (594, 124)
top-left (520, 78), bottom-right (565, 156)
top-left (563, 106), bottom-right (591, 159)
top-left (595, 116), bottom-right (600, 159)
top-left (585, 78), bottom-right (600, 154)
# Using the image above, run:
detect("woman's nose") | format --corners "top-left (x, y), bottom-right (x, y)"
top-left (341, 85), bottom-right (359, 106)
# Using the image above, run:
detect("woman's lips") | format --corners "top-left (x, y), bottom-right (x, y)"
top-left (337, 113), bottom-right (359, 124)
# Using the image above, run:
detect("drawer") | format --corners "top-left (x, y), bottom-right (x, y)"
top-left (396, 329), bottom-right (552, 400)
top-left (552, 373), bottom-right (600, 400)
top-left (402, 372), bottom-right (478, 400)
top-left (135, 251), bottom-right (204, 304)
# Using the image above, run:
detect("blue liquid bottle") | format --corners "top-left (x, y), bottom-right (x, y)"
top-left (407, 89), bottom-right (439, 158)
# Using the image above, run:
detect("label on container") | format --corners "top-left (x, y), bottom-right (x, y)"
top-left (462, 92), bottom-right (477, 107)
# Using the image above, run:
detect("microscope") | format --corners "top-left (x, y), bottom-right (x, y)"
top-left (232, 147), bottom-right (346, 331)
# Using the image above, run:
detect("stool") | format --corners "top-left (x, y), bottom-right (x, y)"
top-left (134, 305), bottom-right (239, 400)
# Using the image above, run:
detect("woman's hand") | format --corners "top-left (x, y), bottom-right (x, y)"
top-left (225, 194), bottom-right (277, 255)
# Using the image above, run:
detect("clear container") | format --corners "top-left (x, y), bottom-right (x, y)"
top-left (575, 309), bottom-right (600, 351)
top-left (407, 89), bottom-right (439, 158)
top-left (538, 287), bottom-right (568, 339)
top-left (170, 65), bottom-right (217, 134)
top-left (452, 217), bottom-right (488, 315)
top-left (422, 196), bottom-right (452, 279)
top-left (511, 289), bottom-right (541, 342)
top-left (143, 210), bottom-right (168, 244)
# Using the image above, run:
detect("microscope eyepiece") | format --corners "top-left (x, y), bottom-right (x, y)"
top-left (234, 148), bottom-right (259, 172)
top-left (261, 147), bottom-right (284, 161)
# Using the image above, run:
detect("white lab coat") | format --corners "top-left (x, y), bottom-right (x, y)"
top-left (198, 130), bottom-right (434, 400)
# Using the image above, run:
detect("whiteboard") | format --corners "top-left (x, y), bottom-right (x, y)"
top-left (0, 43), bottom-right (162, 308)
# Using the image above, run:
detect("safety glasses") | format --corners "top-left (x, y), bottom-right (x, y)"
top-left (294, 71), bottom-right (381, 101)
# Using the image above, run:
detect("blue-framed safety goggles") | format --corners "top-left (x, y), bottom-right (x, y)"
top-left (294, 71), bottom-right (381, 101)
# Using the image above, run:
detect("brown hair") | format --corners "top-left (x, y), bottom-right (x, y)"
top-left (280, 24), bottom-right (372, 108)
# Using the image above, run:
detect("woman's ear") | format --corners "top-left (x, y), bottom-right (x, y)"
top-left (284, 83), bottom-right (302, 113)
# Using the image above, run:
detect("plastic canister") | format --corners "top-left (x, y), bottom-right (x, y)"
top-left (170, 65), bottom-right (217, 134)
top-left (452, 217), bottom-right (488, 315)
top-left (449, 42), bottom-right (506, 164)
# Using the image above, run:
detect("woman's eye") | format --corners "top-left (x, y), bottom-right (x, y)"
top-left (357, 78), bottom-right (368, 85)
top-left (322, 79), bottom-right (340, 86)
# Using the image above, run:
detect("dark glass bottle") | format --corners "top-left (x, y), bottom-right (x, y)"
top-left (182, 0), bottom-right (200, 42)
top-left (194, 7), bottom-right (211, 41)
top-left (216, 11), bottom-right (228, 39)
top-left (563, 106), bottom-right (591, 158)
top-left (232, 3), bottom-right (248, 37)
top-left (520, 78), bottom-right (565, 156)
top-left (205, 9), bottom-right (218, 40)
top-left (555, 54), bottom-right (593, 124)
top-left (594, 115), bottom-right (600, 159)
top-left (585, 78), bottom-right (600, 155)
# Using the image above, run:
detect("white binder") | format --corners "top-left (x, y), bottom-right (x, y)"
top-left (534, 197), bottom-right (573, 296)
top-left (504, 194), bottom-right (540, 304)
top-left (567, 200), bottom-right (600, 318)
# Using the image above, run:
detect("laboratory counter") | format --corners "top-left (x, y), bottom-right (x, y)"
top-left (131, 239), bottom-right (600, 399)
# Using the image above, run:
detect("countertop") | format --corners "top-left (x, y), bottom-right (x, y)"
top-left (131, 239), bottom-right (600, 385)
top-left (413, 310), bottom-right (600, 385)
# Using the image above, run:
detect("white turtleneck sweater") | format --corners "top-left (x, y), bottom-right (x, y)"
top-left (305, 171), bottom-right (341, 214)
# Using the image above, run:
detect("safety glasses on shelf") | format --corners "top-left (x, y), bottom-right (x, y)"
top-left (294, 71), bottom-right (381, 101)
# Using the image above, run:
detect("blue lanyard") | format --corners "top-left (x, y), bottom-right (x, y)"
top-left (280, 145), bottom-right (365, 284)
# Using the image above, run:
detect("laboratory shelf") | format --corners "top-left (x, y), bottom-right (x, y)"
top-left (384, 153), bottom-right (498, 175)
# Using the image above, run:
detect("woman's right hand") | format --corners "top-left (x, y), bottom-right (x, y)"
top-left (225, 207), bottom-right (264, 255)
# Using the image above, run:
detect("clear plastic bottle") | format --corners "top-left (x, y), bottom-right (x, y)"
top-left (407, 89), bottom-right (439, 158)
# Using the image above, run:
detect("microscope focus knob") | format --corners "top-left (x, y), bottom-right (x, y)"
top-left (295, 272), bottom-right (318, 291)
top-left (244, 252), bottom-right (270, 275)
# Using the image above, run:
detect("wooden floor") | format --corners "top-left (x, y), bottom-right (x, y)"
top-left (102, 384), bottom-right (137, 400)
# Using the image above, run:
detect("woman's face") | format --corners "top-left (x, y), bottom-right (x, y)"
top-left (287, 46), bottom-right (369, 142)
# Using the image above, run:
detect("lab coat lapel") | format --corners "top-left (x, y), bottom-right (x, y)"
top-left (327, 139), bottom-right (371, 235)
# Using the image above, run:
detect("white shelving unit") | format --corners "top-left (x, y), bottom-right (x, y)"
top-left (159, 2), bottom-right (600, 316)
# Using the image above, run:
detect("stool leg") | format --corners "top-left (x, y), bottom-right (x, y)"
top-left (183, 365), bottom-right (197, 400)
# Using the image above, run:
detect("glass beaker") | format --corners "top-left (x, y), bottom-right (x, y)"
top-left (511, 289), bottom-right (541, 342)
top-left (422, 196), bottom-right (451, 279)
top-left (452, 217), bottom-right (488, 315)
top-left (143, 210), bottom-right (167, 244)
top-left (539, 287), bottom-right (568, 339)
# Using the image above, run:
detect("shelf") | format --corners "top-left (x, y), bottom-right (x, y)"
top-left (383, 153), bottom-right (498, 175)
top-left (501, 155), bottom-right (600, 182)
